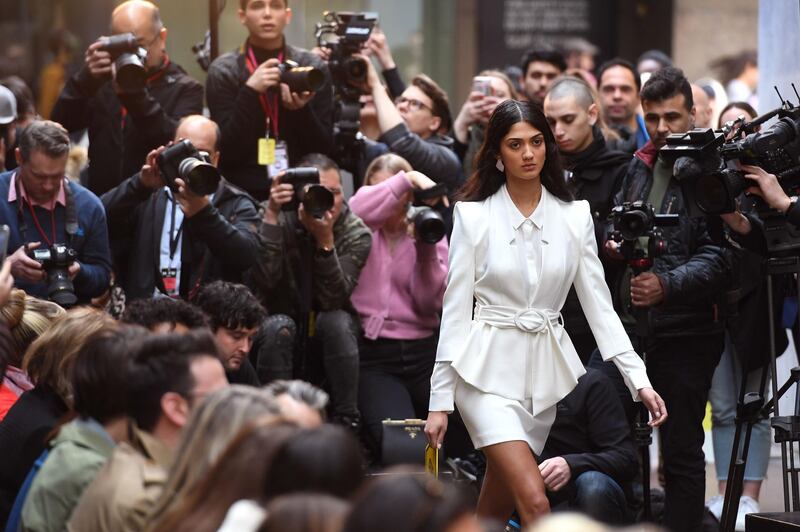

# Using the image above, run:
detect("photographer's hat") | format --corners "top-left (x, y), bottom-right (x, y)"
top-left (0, 85), bottom-right (16, 125)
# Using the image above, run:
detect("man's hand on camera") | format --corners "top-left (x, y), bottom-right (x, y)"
top-left (365, 27), bottom-right (396, 71)
top-left (68, 262), bottom-right (81, 281)
top-left (245, 58), bottom-right (281, 94)
top-left (8, 243), bottom-right (44, 283)
top-left (720, 211), bottom-right (752, 235)
top-left (0, 260), bottom-right (14, 308)
top-left (174, 178), bottom-right (210, 218)
top-left (405, 171), bottom-right (450, 208)
top-left (604, 239), bottom-right (624, 260)
top-left (298, 204), bottom-right (335, 250)
top-left (85, 40), bottom-right (112, 79)
top-left (631, 271), bottom-right (665, 307)
top-left (265, 173), bottom-right (294, 225)
top-left (310, 47), bottom-right (331, 62)
top-left (140, 147), bottom-right (167, 189)
top-left (280, 85), bottom-right (314, 111)
top-left (357, 53), bottom-right (381, 93)
top-left (742, 164), bottom-right (793, 213)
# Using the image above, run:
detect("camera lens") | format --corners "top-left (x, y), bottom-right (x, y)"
top-left (47, 269), bottom-right (77, 308)
top-left (280, 65), bottom-right (325, 93)
top-left (301, 184), bottom-right (334, 218)
top-left (618, 210), bottom-right (650, 241)
top-left (114, 54), bottom-right (147, 92)
top-left (410, 206), bottom-right (446, 244)
top-left (178, 158), bottom-right (221, 196)
top-left (695, 170), bottom-right (747, 214)
top-left (343, 56), bottom-right (367, 83)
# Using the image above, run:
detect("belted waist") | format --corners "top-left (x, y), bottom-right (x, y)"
top-left (474, 304), bottom-right (563, 333)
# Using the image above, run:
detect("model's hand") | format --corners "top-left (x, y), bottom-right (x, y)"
top-left (140, 146), bottom-right (167, 189)
top-left (0, 260), bottom-right (14, 308)
top-left (85, 40), bottom-right (112, 79)
top-left (639, 387), bottom-right (667, 427)
top-left (298, 204), bottom-right (335, 250)
top-left (174, 178), bottom-right (210, 218)
top-left (742, 164), bottom-right (792, 213)
top-left (424, 411), bottom-right (448, 449)
top-left (8, 243), bottom-right (44, 282)
top-left (280, 85), bottom-right (314, 110)
top-left (539, 457), bottom-right (572, 492)
top-left (245, 58), bottom-right (281, 94)
top-left (630, 271), bottom-right (664, 307)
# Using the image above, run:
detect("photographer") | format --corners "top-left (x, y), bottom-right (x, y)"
top-left (51, 0), bottom-right (203, 196)
top-left (205, 0), bottom-right (334, 201)
top-left (601, 67), bottom-right (731, 532)
top-left (348, 154), bottom-right (448, 459)
top-left (250, 153), bottom-right (371, 429)
top-left (0, 121), bottom-right (112, 304)
top-left (363, 56), bottom-right (463, 195)
top-left (543, 76), bottom-right (632, 363)
top-left (101, 115), bottom-right (261, 300)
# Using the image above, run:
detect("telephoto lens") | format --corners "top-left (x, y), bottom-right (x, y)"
top-left (279, 61), bottom-right (325, 92)
top-left (98, 33), bottom-right (147, 92)
top-left (407, 206), bottom-right (446, 244)
top-left (28, 245), bottom-right (78, 307)
top-left (157, 140), bottom-right (221, 196)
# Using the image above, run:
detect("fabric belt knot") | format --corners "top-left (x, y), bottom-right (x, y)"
top-left (474, 304), bottom-right (563, 334)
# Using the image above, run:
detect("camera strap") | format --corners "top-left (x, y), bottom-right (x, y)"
top-left (14, 173), bottom-right (76, 248)
top-left (245, 46), bottom-right (282, 138)
top-left (167, 194), bottom-right (184, 260)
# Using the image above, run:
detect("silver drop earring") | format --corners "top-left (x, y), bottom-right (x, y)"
top-left (496, 159), bottom-right (505, 172)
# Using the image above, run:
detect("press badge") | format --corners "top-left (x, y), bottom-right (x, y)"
top-left (257, 137), bottom-right (275, 166)
top-left (160, 267), bottom-right (179, 297)
top-left (268, 140), bottom-right (289, 176)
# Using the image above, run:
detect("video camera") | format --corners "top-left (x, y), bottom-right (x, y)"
top-left (315, 11), bottom-right (378, 170)
top-left (97, 33), bottom-right (148, 92)
top-left (661, 87), bottom-right (800, 217)
top-left (156, 140), bottom-right (221, 197)
top-left (27, 244), bottom-right (78, 307)
top-left (407, 183), bottom-right (448, 244)
top-left (609, 201), bottom-right (679, 269)
top-left (280, 167), bottom-right (335, 218)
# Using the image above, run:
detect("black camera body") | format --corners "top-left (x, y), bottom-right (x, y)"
top-left (156, 139), bottom-right (221, 197)
top-left (97, 33), bottom-right (148, 92)
top-left (609, 201), bottom-right (680, 264)
top-left (277, 61), bottom-right (325, 93)
top-left (27, 244), bottom-right (78, 307)
top-left (280, 167), bottom-right (334, 219)
top-left (315, 11), bottom-right (378, 171)
top-left (407, 183), bottom-right (447, 244)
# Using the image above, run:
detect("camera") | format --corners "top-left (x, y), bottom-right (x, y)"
top-left (315, 11), bottom-right (378, 170)
top-left (407, 183), bottom-right (448, 244)
top-left (97, 33), bottom-right (148, 92)
top-left (156, 139), bottom-right (221, 196)
top-left (661, 94), bottom-right (800, 217)
top-left (27, 244), bottom-right (78, 307)
top-left (280, 167), bottom-right (334, 218)
top-left (278, 61), bottom-right (325, 93)
top-left (609, 201), bottom-right (679, 261)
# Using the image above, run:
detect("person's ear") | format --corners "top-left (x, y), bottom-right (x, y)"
top-left (428, 116), bottom-right (442, 134)
top-left (161, 391), bottom-right (191, 428)
top-left (286, 7), bottom-right (292, 25)
top-left (237, 8), bottom-right (247, 25)
top-left (587, 102), bottom-right (598, 126)
top-left (159, 27), bottom-right (168, 49)
top-left (14, 146), bottom-right (22, 168)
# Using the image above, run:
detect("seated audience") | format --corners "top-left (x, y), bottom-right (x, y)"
top-left (67, 331), bottom-right (228, 532)
top-left (121, 296), bottom-right (208, 333)
top-left (348, 154), bottom-right (448, 459)
top-left (257, 494), bottom-right (350, 532)
top-left (0, 308), bottom-right (115, 526)
top-left (263, 379), bottom-right (328, 428)
top-left (194, 280), bottom-right (266, 386)
top-left (19, 326), bottom-right (146, 532)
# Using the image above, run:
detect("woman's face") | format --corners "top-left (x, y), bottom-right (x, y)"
top-left (498, 121), bottom-right (547, 182)
top-left (719, 106), bottom-right (756, 139)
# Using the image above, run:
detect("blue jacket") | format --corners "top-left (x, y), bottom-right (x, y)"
top-left (0, 170), bottom-right (112, 302)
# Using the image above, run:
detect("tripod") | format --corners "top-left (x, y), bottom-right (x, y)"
top-left (718, 255), bottom-right (800, 532)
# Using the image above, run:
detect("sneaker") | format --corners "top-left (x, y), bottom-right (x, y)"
top-left (706, 494), bottom-right (724, 522)
top-left (736, 495), bottom-right (760, 532)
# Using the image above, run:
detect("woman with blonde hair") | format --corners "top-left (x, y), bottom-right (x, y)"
top-left (0, 307), bottom-right (115, 524)
top-left (145, 386), bottom-right (280, 529)
top-left (0, 290), bottom-right (65, 418)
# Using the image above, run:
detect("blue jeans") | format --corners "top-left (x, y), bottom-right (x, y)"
top-left (548, 471), bottom-right (629, 524)
top-left (709, 332), bottom-right (771, 482)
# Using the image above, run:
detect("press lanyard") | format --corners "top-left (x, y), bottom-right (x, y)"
top-left (25, 199), bottom-right (58, 247)
top-left (120, 55), bottom-right (172, 131)
top-left (168, 196), bottom-right (184, 261)
top-left (245, 46), bottom-right (282, 138)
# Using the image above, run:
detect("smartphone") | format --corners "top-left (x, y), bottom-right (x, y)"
top-left (0, 225), bottom-right (8, 264)
top-left (472, 76), bottom-right (494, 96)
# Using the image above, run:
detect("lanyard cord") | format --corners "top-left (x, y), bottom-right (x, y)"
top-left (25, 199), bottom-right (57, 247)
top-left (245, 45), bottom-right (282, 138)
top-left (168, 195), bottom-right (184, 261)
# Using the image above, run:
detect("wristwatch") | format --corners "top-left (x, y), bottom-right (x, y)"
top-left (784, 196), bottom-right (799, 215)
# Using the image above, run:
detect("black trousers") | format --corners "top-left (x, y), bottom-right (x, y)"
top-left (590, 333), bottom-right (723, 532)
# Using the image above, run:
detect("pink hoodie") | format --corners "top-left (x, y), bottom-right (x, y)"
top-left (349, 172), bottom-right (448, 340)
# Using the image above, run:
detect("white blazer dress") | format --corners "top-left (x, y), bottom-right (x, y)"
top-left (429, 184), bottom-right (652, 454)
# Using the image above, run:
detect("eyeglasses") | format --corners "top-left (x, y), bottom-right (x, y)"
top-left (395, 96), bottom-right (433, 113)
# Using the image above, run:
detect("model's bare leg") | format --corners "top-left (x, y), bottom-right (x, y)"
top-left (479, 440), bottom-right (550, 526)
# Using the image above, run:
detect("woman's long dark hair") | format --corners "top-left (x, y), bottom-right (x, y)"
top-left (457, 99), bottom-right (573, 202)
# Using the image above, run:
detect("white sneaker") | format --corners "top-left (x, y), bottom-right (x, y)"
top-left (706, 494), bottom-right (724, 521)
top-left (736, 495), bottom-right (760, 531)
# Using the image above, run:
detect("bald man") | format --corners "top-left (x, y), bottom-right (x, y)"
top-left (544, 76), bottom-right (631, 363)
top-left (101, 115), bottom-right (261, 301)
top-left (691, 84), bottom-right (713, 129)
top-left (52, 0), bottom-right (203, 196)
